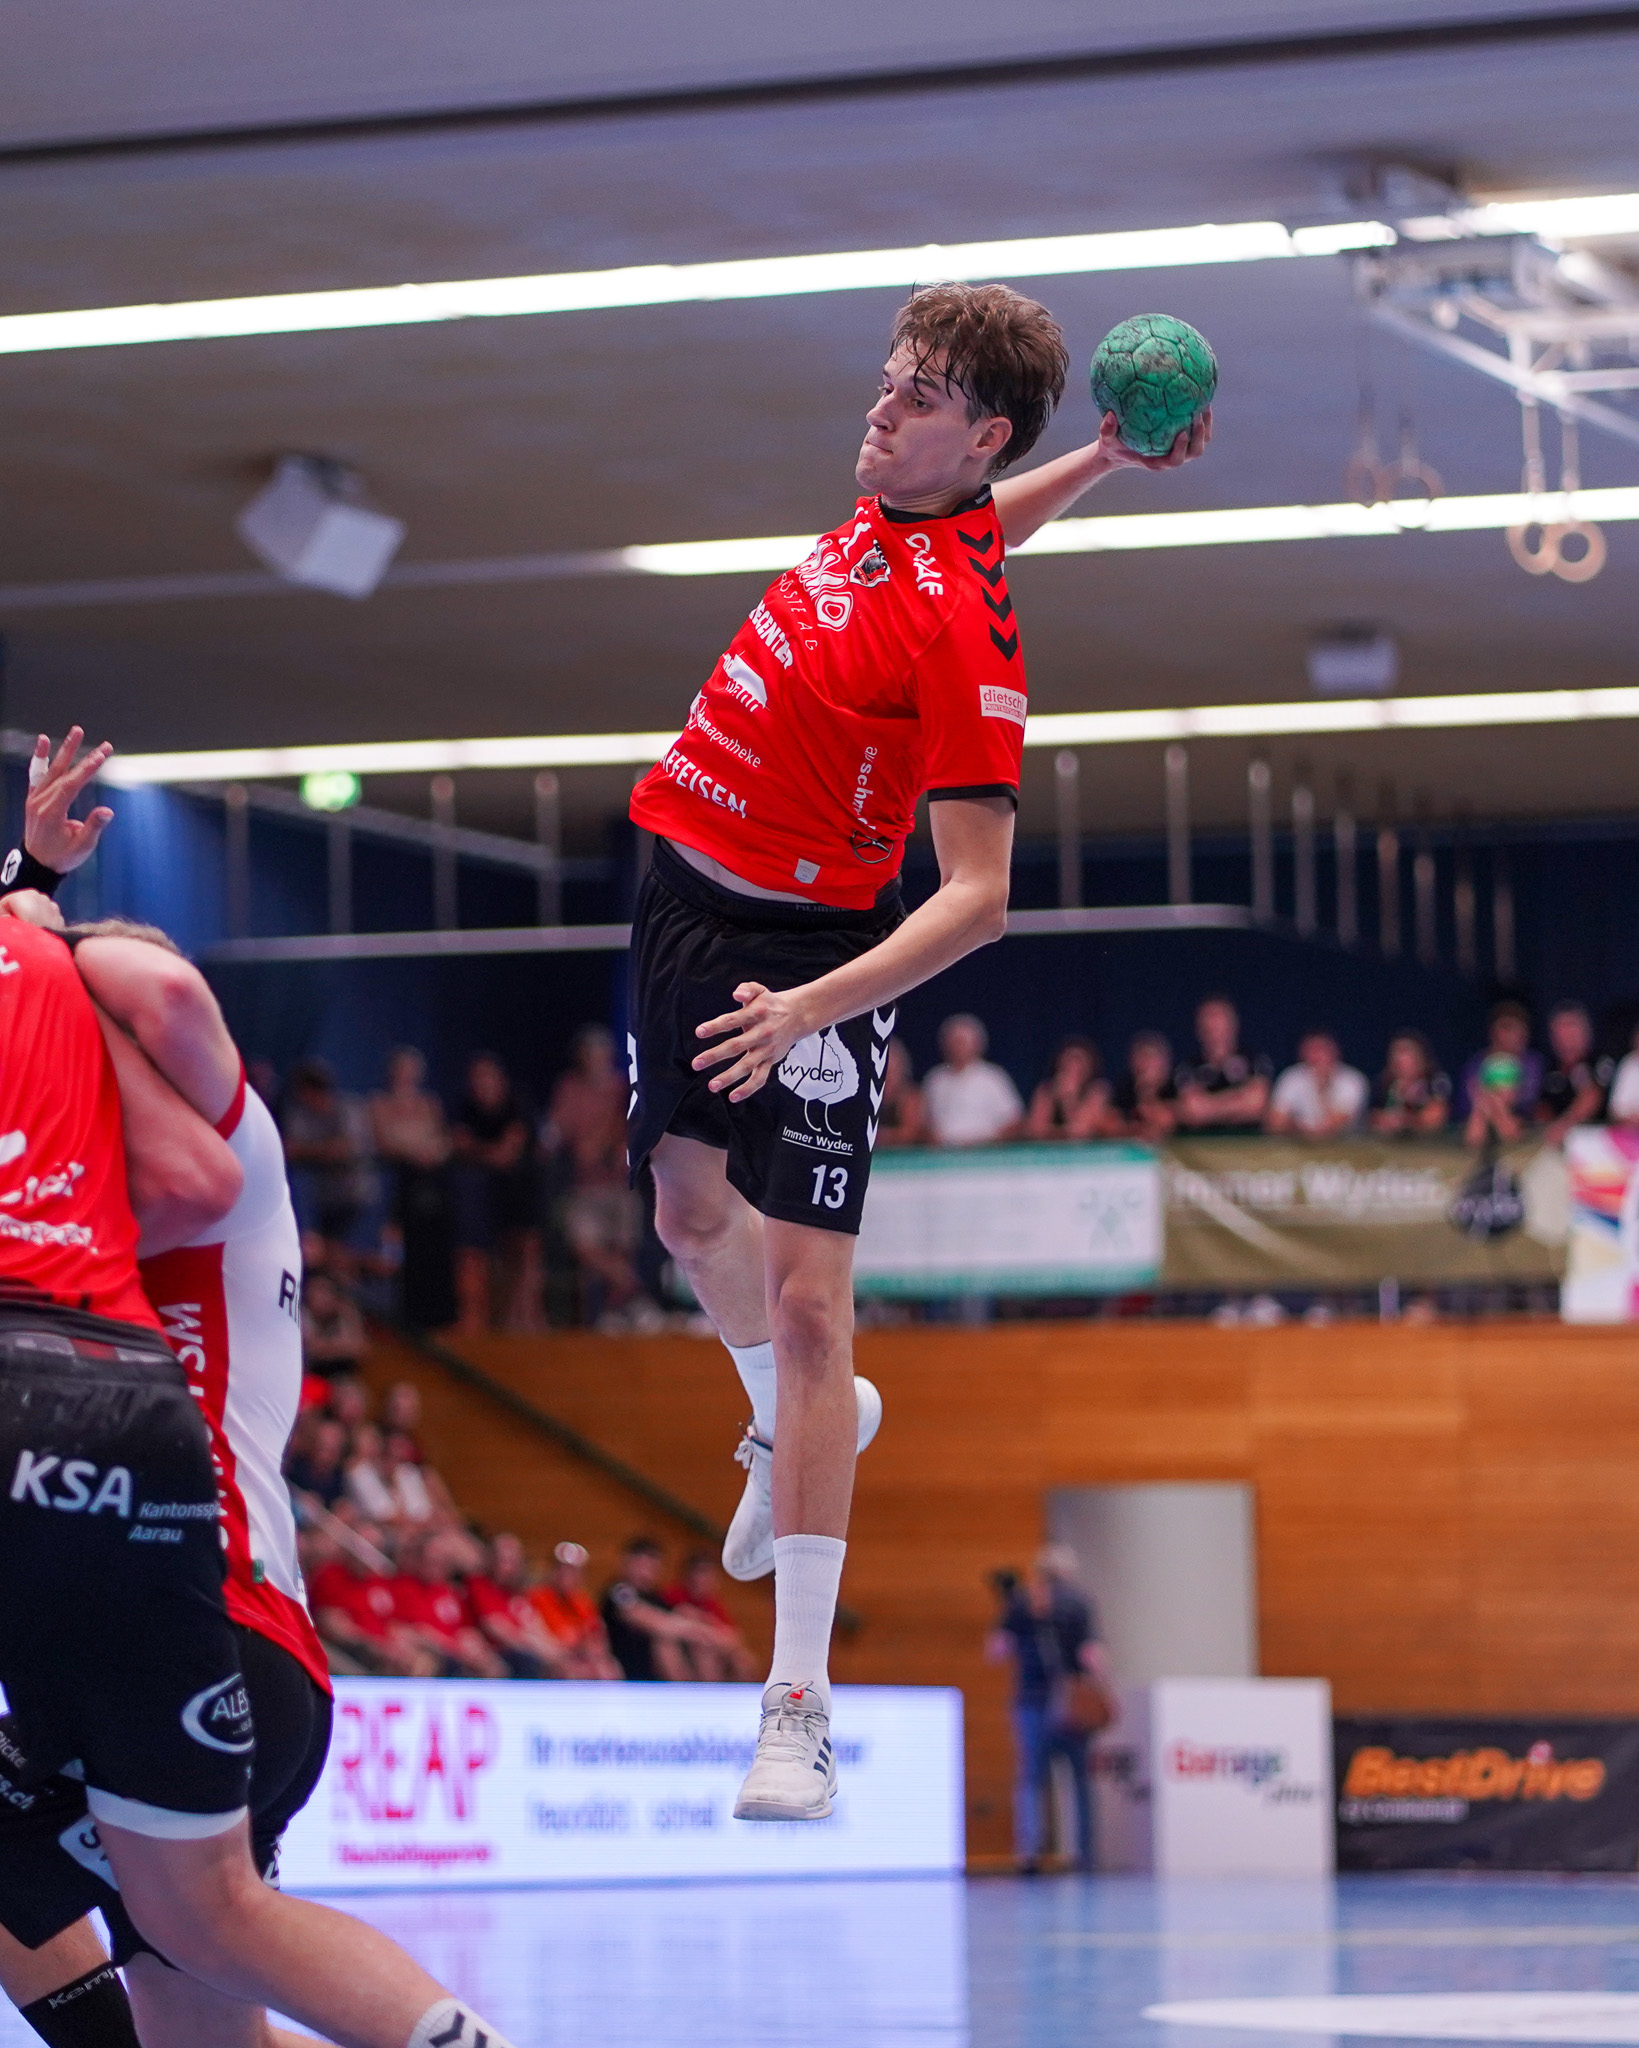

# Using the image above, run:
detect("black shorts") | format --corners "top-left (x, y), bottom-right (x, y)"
top-left (0, 1623), bottom-right (332, 1960)
top-left (0, 1308), bottom-right (251, 1834)
top-left (627, 839), bottom-right (903, 1235)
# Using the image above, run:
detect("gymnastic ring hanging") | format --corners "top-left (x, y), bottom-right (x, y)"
top-left (1506, 520), bottom-right (1560, 575)
top-left (1550, 519), bottom-right (1606, 583)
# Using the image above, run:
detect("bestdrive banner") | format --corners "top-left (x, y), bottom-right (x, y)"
top-left (1335, 1718), bottom-right (1639, 1870)
top-left (1160, 1137), bottom-right (1566, 1288)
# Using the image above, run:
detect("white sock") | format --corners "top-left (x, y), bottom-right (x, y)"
top-left (769, 1533), bottom-right (846, 1700)
top-left (727, 1339), bottom-right (777, 1441)
top-left (408, 1996), bottom-right (518, 2048)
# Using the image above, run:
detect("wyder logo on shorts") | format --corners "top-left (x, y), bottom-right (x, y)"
top-left (778, 1029), bottom-right (860, 1148)
top-left (182, 1673), bottom-right (254, 1754)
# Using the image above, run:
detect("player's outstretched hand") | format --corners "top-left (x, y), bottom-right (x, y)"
top-left (25, 727), bottom-right (115, 873)
top-left (693, 981), bottom-right (809, 1102)
top-left (1097, 406), bottom-right (1212, 473)
top-left (0, 889), bottom-right (65, 931)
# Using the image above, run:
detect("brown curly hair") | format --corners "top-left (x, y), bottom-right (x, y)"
top-left (890, 282), bottom-right (1069, 472)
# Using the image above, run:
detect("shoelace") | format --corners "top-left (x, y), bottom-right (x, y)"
top-left (757, 1691), bottom-right (827, 1763)
top-left (733, 1424), bottom-right (771, 1474)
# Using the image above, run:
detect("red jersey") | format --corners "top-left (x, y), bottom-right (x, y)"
top-left (0, 920), bottom-right (157, 1329)
top-left (629, 490), bottom-right (1025, 909)
top-left (140, 1084), bottom-right (331, 1694)
top-left (466, 1575), bottom-right (538, 1634)
top-left (393, 1575), bottom-right (471, 1646)
top-left (310, 1561), bottom-right (399, 1642)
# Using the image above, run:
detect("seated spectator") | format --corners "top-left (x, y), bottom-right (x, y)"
top-left (392, 1529), bottom-right (508, 1678)
top-left (923, 1015), bottom-right (1023, 1147)
top-left (664, 1552), bottom-right (756, 1680)
top-left (875, 1039), bottom-right (928, 1148)
top-left (301, 1271), bottom-right (369, 1382)
top-left (309, 1521), bottom-right (437, 1677)
top-left (344, 1423), bottom-right (398, 1525)
top-left (1463, 1002), bottom-right (1542, 1147)
top-left (1109, 1031), bottom-right (1178, 1141)
top-left (452, 1051), bottom-right (544, 1335)
top-left (281, 1058), bottom-right (378, 1274)
top-left (381, 1379), bottom-right (426, 1459)
top-left (370, 1046), bottom-right (457, 1331)
top-left (1369, 1030), bottom-right (1452, 1137)
top-left (543, 1024), bottom-right (648, 1328)
top-left (1175, 997), bottom-right (1272, 1132)
top-left (1266, 1031), bottom-right (1368, 1140)
top-left (1536, 1002), bottom-right (1613, 1144)
top-left (382, 1429), bottom-right (456, 1528)
top-left (534, 1541), bottom-right (623, 1678)
top-left (1608, 1024), bottom-right (1639, 1128)
top-left (1025, 1036), bottom-right (1111, 1141)
top-left (285, 1413), bottom-right (350, 1514)
top-left (467, 1533), bottom-right (570, 1679)
top-left (602, 1536), bottom-right (715, 1681)
top-left (327, 1373), bottom-right (371, 1439)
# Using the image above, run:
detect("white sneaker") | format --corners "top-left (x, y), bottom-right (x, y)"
top-left (733, 1682), bottom-right (836, 1820)
top-left (721, 1375), bottom-right (883, 1583)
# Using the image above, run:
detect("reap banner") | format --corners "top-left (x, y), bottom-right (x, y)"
top-left (1335, 1717), bottom-right (1639, 1871)
top-left (1161, 1137), bottom-right (1567, 1288)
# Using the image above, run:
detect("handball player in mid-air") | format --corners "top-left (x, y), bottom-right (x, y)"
top-left (627, 280), bottom-right (1210, 1818)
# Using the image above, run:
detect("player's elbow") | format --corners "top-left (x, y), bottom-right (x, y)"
top-left (131, 1139), bottom-right (243, 1254)
top-left (970, 885), bottom-right (1010, 947)
top-left (133, 956), bottom-right (220, 1063)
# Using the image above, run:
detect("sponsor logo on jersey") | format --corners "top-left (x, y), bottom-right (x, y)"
top-left (748, 601), bottom-right (794, 669)
top-left (848, 543), bottom-right (891, 588)
top-left (181, 1673), bottom-right (255, 1754)
top-left (0, 1158), bottom-right (85, 1211)
top-left (849, 825), bottom-right (894, 865)
top-left (0, 1131), bottom-right (24, 1168)
top-left (660, 747), bottom-right (748, 819)
top-left (795, 543), bottom-right (854, 632)
top-left (903, 531), bottom-right (945, 596)
top-left (9, 1450), bottom-right (133, 1518)
top-left (851, 746), bottom-right (879, 818)
top-left (0, 851), bottom-right (17, 886)
top-left (720, 653), bottom-right (768, 709)
top-left (685, 703), bottom-right (763, 770)
top-left (980, 685), bottom-right (1028, 726)
top-left (0, 949), bottom-right (18, 977)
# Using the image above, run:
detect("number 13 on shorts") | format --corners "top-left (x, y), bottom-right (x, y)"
top-left (811, 1165), bottom-right (849, 1210)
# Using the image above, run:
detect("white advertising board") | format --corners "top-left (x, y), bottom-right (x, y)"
top-left (1563, 1126), bottom-right (1639, 1321)
top-left (854, 1142), bottom-right (1162, 1296)
top-left (279, 1680), bottom-right (963, 1891)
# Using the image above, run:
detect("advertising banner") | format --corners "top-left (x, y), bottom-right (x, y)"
top-left (1562, 1126), bottom-right (1639, 1321)
top-left (278, 1680), bottom-right (963, 1892)
top-left (1335, 1717), bottom-right (1639, 1870)
top-left (854, 1142), bottom-right (1161, 1296)
top-left (1160, 1137), bottom-right (1566, 1289)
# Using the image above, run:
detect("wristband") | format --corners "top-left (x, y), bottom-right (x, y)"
top-left (0, 847), bottom-right (63, 899)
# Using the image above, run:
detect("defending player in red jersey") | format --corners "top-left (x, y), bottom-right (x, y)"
top-left (627, 282), bottom-right (1209, 1818)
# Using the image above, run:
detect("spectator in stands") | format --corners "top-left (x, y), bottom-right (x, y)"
top-left (281, 1057), bottom-right (378, 1273)
top-left (1265, 1030), bottom-right (1368, 1139)
top-left (602, 1536), bottom-right (732, 1681)
top-left (452, 1051), bottom-right (545, 1334)
top-left (1607, 1024), bottom-right (1639, 1129)
top-left (1175, 997), bottom-right (1272, 1133)
top-left (382, 1428), bottom-right (456, 1529)
top-left (392, 1528), bottom-right (508, 1678)
top-left (1535, 1002), bottom-right (1613, 1144)
top-left (1369, 1030), bottom-right (1452, 1137)
top-left (326, 1373), bottom-right (371, 1444)
top-left (309, 1520), bottom-right (438, 1677)
top-left (381, 1379), bottom-right (426, 1458)
top-left (285, 1413), bottom-right (350, 1515)
top-left (924, 1014), bottom-right (1024, 1147)
top-left (301, 1270), bottom-right (369, 1382)
top-left (370, 1046), bottom-right (458, 1331)
top-left (664, 1552), bottom-right (757, 1680)
top-left (1108, 1031), bottom-right (1178, 1141)
top-left (343, 1423), bottom-right (399, 1526)
top-left (466, 1533), bottom-right (570, 1679)
top-left (1025, 1036), bottom-right (1111, 1141)
top-left (985, 1546), bottom-right (1106, 1875)
top-left (1462, 1001), bottom-right (1542, 1147)
top-left (543, 1024), bottom-right (647, 1329)
top-left (533, 1541), bottom-right (623, 1678)
top-left (875, 1038), bottom-right (928, 1148)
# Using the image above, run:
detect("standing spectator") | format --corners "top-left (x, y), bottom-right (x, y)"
top-left (1607, 1025), bottom-right (1639, 1128)
top-left (1109, 1031), bottom-right (1178, 1141)
top-left (1535, 1003), bottom-right (1613, 1144)
top-left (543, 1024), bottom-right (646, 1327)
top-left (452, 1051), bottom-right (544, 1333)
top-left (392, 1529), bottom-right (508, 1678)
top-left (1025, 1036), bottom-right (1111, 1141)
top-left (309, 1522), bottom-right (438, 1677)
top-left (533, 1541), bottom-right (623, 1678)
top-left (285, 1413), bottom-right (350, 1514)
top-left (1369, 1030), bottom-right (1452, 1137)
top-left (1462, 1002), bottom-right (1543, 1147)
top-left (301, 1270), bottom-right (369, 1382)
top-left (280, 1058), bottom-right (377, 1272)
top-left (923, 1014), bottom-right (1024, 1147)
top-left (876, 1039), bottom-right (929, 1148)
top-left (370, 1046), bottom-right (458, 1330)
top-left (1175, 997), bottom-right (1272, 1132)
top-left (1265, 1031), bottom-right (1368, 1139)
top-left (664, 1552), bottom-right (757, 1680)
top-left (467, 1533), bottom-right (570, 1678)
top-left (985, 1546), bottom-right (1107, 1875)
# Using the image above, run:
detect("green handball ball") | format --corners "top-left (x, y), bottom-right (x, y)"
top-left (1090, 314), bottom-right (1218, 458)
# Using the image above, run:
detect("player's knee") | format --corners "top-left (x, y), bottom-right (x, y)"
top-left (770, 1277), bottom-right (847, 1367)
top-left (652, 1185), bottom-right (735, 1261)
top-left (121, 1856), bottom-right (267, 1976)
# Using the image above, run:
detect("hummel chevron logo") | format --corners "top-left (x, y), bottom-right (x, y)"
top-left (982, 589), bottom-right (1014, 621)
top-left (967, 557), bottom-right (1006, 588)
top-left (870, 1082), bottom-right (884, 1111)
top-left (871, 1007), bottom-right (897, 1036)
top-left (989, 626), bottom-right (1019, 660)
top-left (867, 1118), bottom-right (879, 1148)
top-left (428, 2019), bottom-right (483, 2048)
top-left (871, 1044), bottom-right (889, 1076)
top-left (956, 529), bottom-right (995, 555)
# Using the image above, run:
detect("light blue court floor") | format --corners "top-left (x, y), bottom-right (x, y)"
top-left (17, 1872), bottom-right (1639, 2046)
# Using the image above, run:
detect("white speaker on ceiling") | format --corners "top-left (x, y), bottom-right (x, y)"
top-left (236, 455), bottom-right (405, 599)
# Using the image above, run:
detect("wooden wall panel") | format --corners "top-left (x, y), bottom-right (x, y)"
top-left (359, 1317), bottom-right (1639, 1861)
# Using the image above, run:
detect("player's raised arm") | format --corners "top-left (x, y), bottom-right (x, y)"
top-left (992, 405), bottom-right (1212, 550)
top-left (72, 931), bottom-right (241, 1127)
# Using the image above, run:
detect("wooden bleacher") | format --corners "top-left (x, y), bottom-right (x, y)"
top-left (359, 1316), bottom-right (1639, 1860)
